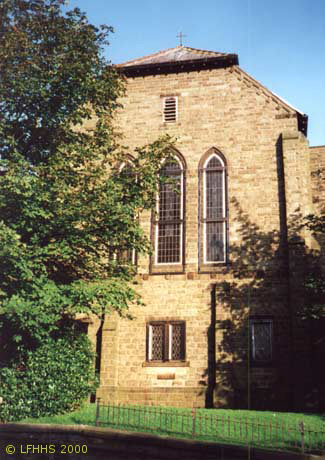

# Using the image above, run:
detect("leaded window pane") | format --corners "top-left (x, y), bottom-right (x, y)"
top-left (203, 154), bottom-right (227, 264)
top-left (206, 156), bottom-right (222, 169)
top-left (156, 158), bottom-right (183, 264)
top-left (171, 324), bottom-right (184, 360)
top-left (161, 159), bottom-right (181, 176)
top-left (151, 324), bottom-right (164, 361)
top-left (206, 169), bottom-right (223, 219)
top-left (157, 223), bottom-right (181, 263)
top-left (206, 222), bottom-right (225, 262)
top-left (159, 181), bottom-right (181, 221)
top-left (148, 322), bottom-right (185, 362)
top-left (252, 321), bottom-right (272, 362)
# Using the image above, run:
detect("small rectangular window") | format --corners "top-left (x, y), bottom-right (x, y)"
top-left (163, 96), bottom-right (178, 123)
top-left (250, 319), bottom-right (273, 364)
top-left (147, 321), bottom-right (185, 362)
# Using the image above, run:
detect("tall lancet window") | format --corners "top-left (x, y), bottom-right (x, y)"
top-left (202, 152), bottom-right (227, 264)
top-left (155, 157), bottom-right (184, 265)
top-left (116, 160), bottom-right (137, 265)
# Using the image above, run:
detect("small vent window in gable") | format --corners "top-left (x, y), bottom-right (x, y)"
top-left (163, 97), bottom-right (178, 123)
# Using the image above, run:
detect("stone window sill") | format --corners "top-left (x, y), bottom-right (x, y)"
top-left (150, 264), bottom-right (185, 275)
top-left (142, 361), bottom-right (190, 368)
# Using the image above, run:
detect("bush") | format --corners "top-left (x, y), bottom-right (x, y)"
top-left (0, 333), bottom-right (97, 421)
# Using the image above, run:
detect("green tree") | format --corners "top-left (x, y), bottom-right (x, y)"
top-left (0, 0), bottom-right (171, 416)
top-left (302, 213), bottom-right (325, 319)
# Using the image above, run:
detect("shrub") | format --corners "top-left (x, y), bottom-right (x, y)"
top-left (0, 333), bottom-right (97, 422)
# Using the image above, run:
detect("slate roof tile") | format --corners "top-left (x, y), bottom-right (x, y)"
top-left (119, 46), bottom-right (231, 67)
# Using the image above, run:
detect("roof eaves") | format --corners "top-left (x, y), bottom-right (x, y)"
top-left (236, 67), bottom-right (308, 135)
top-left (118, 46), bottom-right (230, 67)
top-left (119, 46), bottom-right (182, 67)
top-left (309, 145), bottom-right (325, 150)
top-left (237, 67), bottom-right (304, 115)
top-left (117, 54), bottom-right (239, 77)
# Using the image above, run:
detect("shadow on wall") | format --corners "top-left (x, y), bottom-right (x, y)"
top-left (200, 198), bottom-right (324, 413)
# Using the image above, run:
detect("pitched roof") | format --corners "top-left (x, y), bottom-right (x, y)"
top-left (116, 46), bottom-right (308, 135)
top-left (117, 46), bottom-right (238, 77)
top-left (120, 46), bottom-right (232, 67)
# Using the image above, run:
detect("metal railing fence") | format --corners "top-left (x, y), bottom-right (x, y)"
top-left (95, 399), bottom-right (325, 455)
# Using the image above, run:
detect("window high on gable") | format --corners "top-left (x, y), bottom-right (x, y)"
top-left (163, 96), bottom-right (178, 123)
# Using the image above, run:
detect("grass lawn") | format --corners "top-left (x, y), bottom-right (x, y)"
top-left (20, 404), bottom-right (325, 454)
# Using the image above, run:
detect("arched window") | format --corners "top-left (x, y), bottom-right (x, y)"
top-left (200, 149), bottom-right (228, 266)
top-left (116, 159), bottom-right (137, 265)
top-left (119, 160), bottom-right (134, 179)
top-left (154, 156), bottom-right (185, 266)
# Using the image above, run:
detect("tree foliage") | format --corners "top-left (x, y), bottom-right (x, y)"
top-left (0, 1), bottom-right (171, 361)
top-left (302, 213), bottom-right (325, 319)
top-left (0, 331), bottom-right (97, 421)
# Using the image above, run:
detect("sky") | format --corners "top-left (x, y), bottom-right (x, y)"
top-left (66, 0), bottom-right (325, 146)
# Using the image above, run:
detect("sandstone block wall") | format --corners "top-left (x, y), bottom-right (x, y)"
top-left (97, 64), bottom-right (314, 409)
top-left (309, 145), bottom-right (325, 264)
top-left (310, 145), bottom-right (325, 214)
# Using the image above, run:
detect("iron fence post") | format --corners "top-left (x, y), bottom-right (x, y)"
top-left (95, 397), bottom-right (101, 427)
top-left (300, 421), bottom-right (305, 454)
top-left (192, 408), bottom-right (196, 438)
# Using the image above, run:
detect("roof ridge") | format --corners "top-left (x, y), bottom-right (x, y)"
top-left (119, 46), bottom-right (182, 66)
top-left (179, 45), bottom-right (227, 55)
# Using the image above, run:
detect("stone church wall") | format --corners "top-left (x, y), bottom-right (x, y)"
top-left (96, 64), bottom-right (315, 410)
top-left (310, 145), bottom-right (325, 266)
top-left (310, 145), bottom-right (325, 214)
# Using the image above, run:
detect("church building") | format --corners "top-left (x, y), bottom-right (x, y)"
top-left (90, 46), bottom-right (324, 411)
